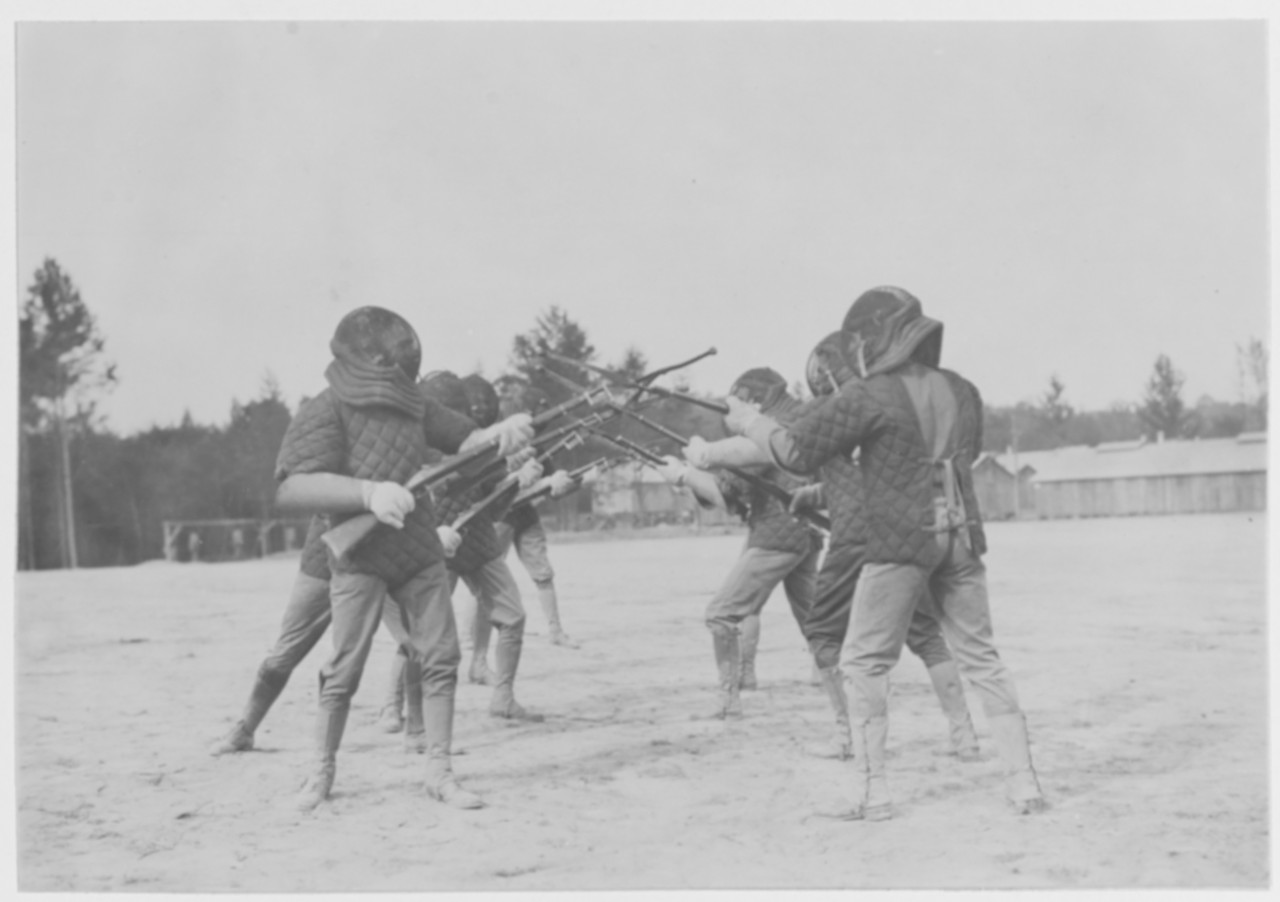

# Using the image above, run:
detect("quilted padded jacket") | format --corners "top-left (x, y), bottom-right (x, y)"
top-left (275, 389), bottom-right (474, 589)
top-left (714, 395), bottom-right (822, 556)
top-left (747, 362), bottom-right (987, 568)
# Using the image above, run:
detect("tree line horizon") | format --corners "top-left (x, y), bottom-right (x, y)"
top-left (18, 258), bottom-right (1270, 570)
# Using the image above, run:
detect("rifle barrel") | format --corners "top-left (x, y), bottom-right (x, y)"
top-left (543, 351), bottom-right (729, 414)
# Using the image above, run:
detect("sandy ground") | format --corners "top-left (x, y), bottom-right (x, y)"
top-left (13, 512), bottom-right (1270, 891)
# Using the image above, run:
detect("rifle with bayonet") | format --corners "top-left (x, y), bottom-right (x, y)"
top-left (617, 404), bottom-right (831, 532)
top-left (542, 348), bottom-right (730, 415)
top-left (545, 365), bottom-right (831, 533)
top-left (578, 424), bottom-right (669, 469)
top-left (320, 381), bottom-right (617, 561)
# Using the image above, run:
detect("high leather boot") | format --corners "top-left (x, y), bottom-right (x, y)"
top-left (805, 665), bottom-right (852, 760)
top-left (926, 661), bottom-right (981, 760)
top-left (377, 651), bottom-right (407, 734)
top-left (831, 716), bottom-right (892, 821)
top-left (209, 665), bottom-right (288, 756)
top-left (468, 615), bottom-right (498, 686)
top-left (423, 694), bottom-right (483, 809)
top-left (988, 711), bottom-right (1047, 814)
top-left (402, 656), bottom-right (426, 754)
top-left (489, 621), bottom-right (544, 722)
top-left (709, 624), bottom-right (743, 719)
top-left (738, 615), bottom-right (760, 690)
top-left (296, 705), bottom-right (349, 812)
top-left (536, 582), bottom-right (579, 648)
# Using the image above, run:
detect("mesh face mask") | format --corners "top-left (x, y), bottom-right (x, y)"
top-left (333, 306), bottom-right (423, 380)
top-left (807, 331), bottom-right (858, 394)
top-left (729, 368), bottom-right (787, 411)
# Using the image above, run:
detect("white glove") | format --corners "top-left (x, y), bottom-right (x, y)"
top-left (656, 455), bottom-right (690, 486)
top-left (723, 395), bottom-right (762, 435)
top-left (684, 436), bottom-right (714, 469)
top-left (516, 458), bottom-right (543, 489)
top-left (362, 481), bottom-right (415, 529)
top-left (489, 413), bottom-right (534, 456)
top-left (548, 469), bottom-right (575, 496)
top-left (436, 525), bottom-right (462, 557)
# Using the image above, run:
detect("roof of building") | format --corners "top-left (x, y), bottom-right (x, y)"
top-left (980, 433), bottom-right (1268, 483)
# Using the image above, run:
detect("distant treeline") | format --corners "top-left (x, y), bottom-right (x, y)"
top-left (19, 394), bottom-right (292, 569)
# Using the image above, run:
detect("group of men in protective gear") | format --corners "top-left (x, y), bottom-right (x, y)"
top-left (664, 286), bottom-right (1045, 819)
top-left (209, 306), bottom-right (582, 811)
top-left (210, 287), bottom-right (1045, 821)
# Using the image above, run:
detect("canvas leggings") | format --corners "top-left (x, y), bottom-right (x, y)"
top-left (319, 562), bottom-right (460, 712)
top-left (840, 536), bottom-right (1021, 725)
top-left (807, 541), bottom-right (955, 671)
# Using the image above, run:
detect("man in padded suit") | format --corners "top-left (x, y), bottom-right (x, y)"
top-left (211, 399), bottom-right (531, 756)
top-left (682, 357), bottom-right (980, 760)
top-left (271, 306), bottom-right (532, 811)
top-left (718, 287), bottom-right (1046, 820)
top-left (377, 371), bottom-right (547, 732)
top-left (655, 368), bottom-right (822, 719)
top-left (209, 375), bottom-right (532, 763)
top-left (787, 332), bottom-right (980, 762)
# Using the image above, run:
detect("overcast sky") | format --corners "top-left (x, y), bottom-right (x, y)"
top-left (16, 18), bottom-right (1269, 434)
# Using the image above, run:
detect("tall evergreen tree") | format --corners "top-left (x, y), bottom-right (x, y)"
top-left (19, 259), bottom-right (117, 568)
top-left (509, 306), bottom-right (598, 406)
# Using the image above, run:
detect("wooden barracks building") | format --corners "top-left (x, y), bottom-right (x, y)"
top-left (973, 432), bottom-right (1268, 520)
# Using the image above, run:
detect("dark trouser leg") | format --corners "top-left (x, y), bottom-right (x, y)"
top-left (804, 542), bottom-right (864, 671)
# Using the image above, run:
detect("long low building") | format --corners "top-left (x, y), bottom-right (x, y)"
top-left (974, 432), bottom-right (1267, 519)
